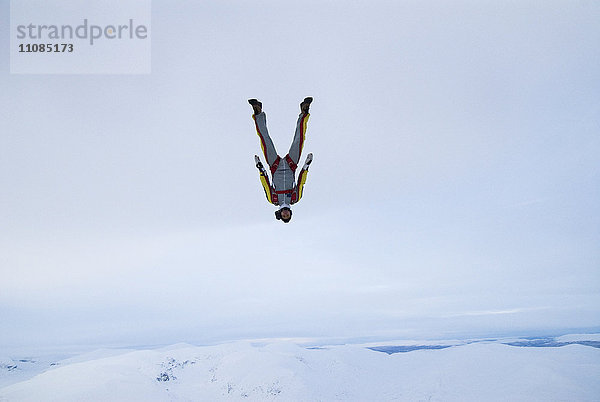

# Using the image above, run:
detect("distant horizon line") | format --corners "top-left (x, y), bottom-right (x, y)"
top-left (4, 327), bottom-right (599, 355)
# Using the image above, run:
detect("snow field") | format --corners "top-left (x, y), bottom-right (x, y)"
top-left (1, 339), bottom-right (599, 401)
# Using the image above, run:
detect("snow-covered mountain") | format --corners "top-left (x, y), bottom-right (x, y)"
top-left (1, 335), bottom-right (599, 401)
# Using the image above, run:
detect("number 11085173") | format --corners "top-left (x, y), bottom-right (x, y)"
top-left (19, 43), bottom-right (73, 52)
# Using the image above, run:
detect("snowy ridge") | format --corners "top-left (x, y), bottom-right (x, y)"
top-left (1, 336), bottom-right (599, 401)
top-left (557, 333), bottom-right (600, 342)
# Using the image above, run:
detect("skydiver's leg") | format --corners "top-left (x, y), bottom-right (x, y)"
top-left (286, 111), bottom-right (310, 165)
top-left (286, 98), bottom-right (312, 165)
top-left (252, 111), bottom-right (279, 167)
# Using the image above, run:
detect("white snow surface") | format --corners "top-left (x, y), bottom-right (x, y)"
top-left (1, 337), bottom-right (599, 401)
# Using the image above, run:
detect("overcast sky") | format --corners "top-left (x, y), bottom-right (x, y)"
top-left (1, 0), bottom-right (599, 350)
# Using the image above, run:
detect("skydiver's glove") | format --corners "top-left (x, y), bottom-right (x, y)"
top-left (301, 153), bottom-right (313, 170)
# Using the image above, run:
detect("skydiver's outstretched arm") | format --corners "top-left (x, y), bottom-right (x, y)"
top-left (255, 155), bottom-right (273, 204)
top-left (294, 153), bottom-right (313, 204)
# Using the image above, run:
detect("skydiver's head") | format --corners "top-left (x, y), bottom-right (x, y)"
top-left (275, 205), bottom-right (292, 223)
top-left (280, 208), bottom-right (292, 222)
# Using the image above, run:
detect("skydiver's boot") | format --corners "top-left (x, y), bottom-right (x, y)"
top-left (248, 98), bottom-right (262, 115)
top-left (300, 97), bottom-right (313, 114)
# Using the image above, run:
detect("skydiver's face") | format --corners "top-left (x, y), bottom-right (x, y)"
top-left (280, 209), bottom-right (291, 220)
